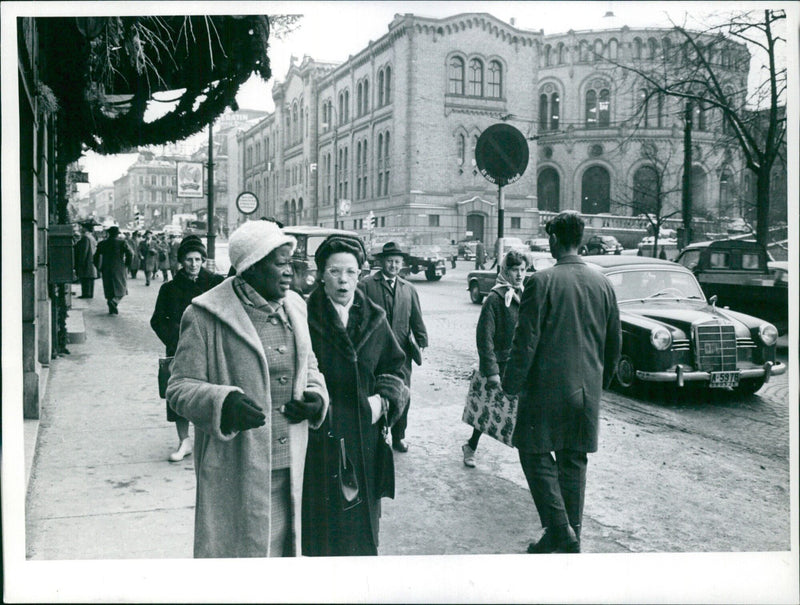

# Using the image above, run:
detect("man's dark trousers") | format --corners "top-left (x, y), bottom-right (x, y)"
top-left (80, 277), bottom-right (94, 298)
top-left (518, 449), bottom-right (587, 534)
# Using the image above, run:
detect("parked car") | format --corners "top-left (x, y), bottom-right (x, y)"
top-left (580, 234), bottom-right (624, 255)
top-left (467, 252), bottom-right (556, 304)
top-left (674, 239), bottom-right (787, 334)
top-left (493, 236), bottom-right (529, 259)
top-left (525, 237), bottom-right (551, 252)
top-left (282, 226), bottom-right (370, 297)
top-left (585, 255), bottom-right (785, 395)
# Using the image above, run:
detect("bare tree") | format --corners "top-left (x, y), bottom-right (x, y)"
top-left (609, 9), bottom-right (786, 247)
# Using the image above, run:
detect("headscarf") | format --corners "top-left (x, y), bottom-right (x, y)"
top-left (491, 256), bottom-right (525, 307)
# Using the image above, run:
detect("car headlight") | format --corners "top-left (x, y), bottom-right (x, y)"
top-left (759, 323), bottom-right (778, 346)
top-left (650, 327), bottom-right (672, 351)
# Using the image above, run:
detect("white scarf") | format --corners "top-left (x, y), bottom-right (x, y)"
top-left (491, 271), bottom-right (524, 307)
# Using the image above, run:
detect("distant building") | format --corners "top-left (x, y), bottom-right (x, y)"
top-left (238, 12), bottom-right (757, 246)
top-left (75, 185), bottom-right (114, 223)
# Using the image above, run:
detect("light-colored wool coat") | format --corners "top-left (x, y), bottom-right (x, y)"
top-left (166, 278), bottom-right (329, 558)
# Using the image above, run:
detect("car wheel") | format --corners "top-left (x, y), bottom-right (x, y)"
top-left (469, 282), bottom-right (483, 304)
top-left (425, 266), bottom-right (441, 281)
top-left (735, 377), bottom-right (765, 396)
top-left (614, 355), bottom-right (637, 390)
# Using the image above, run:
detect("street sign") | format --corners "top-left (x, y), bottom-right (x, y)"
top-left (236, 191), bottom-right (259, 215)
top-left (475, 124), bottom-right (529, 187)
top-left (70, 170), bottom-right (89, 183)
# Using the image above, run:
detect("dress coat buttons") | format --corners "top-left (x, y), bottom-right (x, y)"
top-left (278, 376), bottom-right (288, 384)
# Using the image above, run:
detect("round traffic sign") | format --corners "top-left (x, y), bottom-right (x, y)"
top-left (236, 191), bottom-right (259, 214)
top-left (475, 124), bottom-right (529, 187)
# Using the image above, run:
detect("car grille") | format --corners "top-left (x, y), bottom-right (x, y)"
top-left (736, 337), bottom-right (756, 349)
top-left (693, 322), bottom-right (737, 371)
top-left (671, 338), bottom-right (690, 352)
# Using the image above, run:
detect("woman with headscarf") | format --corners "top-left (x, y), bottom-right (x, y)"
top-left (303, 235), bottom-right (408, 556)
top-left (461, 249), bottom-right (528, 468)
top-left (166, 220), bottom-right (329, 558)
top-left (150, 235), bottom-right (225, 462)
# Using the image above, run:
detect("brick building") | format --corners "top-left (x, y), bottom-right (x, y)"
top-left (238, 12), bottom-right (753, 246)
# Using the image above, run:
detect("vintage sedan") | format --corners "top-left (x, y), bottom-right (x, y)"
top-left (588, 256), bottom-right (785, 395)
top-left (467, 252), bottom-right (556, 304)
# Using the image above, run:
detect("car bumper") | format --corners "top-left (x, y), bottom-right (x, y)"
top-left (636, 361), bottom-right (786, 386)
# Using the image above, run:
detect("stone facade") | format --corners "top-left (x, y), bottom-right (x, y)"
top-left (238, 12), bottom-right (751, 245)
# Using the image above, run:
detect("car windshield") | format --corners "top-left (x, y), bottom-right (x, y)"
top-left (606, 268), bottom-right (705, 301)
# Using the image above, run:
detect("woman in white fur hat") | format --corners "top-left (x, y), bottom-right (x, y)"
top-left (166, 220), bottom-right (329, 558)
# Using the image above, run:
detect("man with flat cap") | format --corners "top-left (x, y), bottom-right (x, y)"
top-left (167, 220), bottom-right (329, 558)
top-left (359, 242), bottom-right (428, 452)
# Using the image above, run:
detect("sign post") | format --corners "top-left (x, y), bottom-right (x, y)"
top-left (475, 124), bottom-right (529, 254)
top-left (236, 191), bottom-right (259, 215)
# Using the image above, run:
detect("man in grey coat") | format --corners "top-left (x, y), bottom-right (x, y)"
top-left (74, 221), bottom-right (97, 298)
top-left (359, 242), bottom-right (428, 452)
top-left (503, 211), bottom-right (621, 554)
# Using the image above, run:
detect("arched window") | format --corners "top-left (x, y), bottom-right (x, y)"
top-left (468, 58), bottom-right (483, 96)
top-left (639, 89), bottom-right (661, 128)
top-left (363, 79), bottom-right (369, 113)
top-left (487, 61), bottom-right (502, 98)
top-left (543, 45), bottom-right (552, 67)
top-left (539, 94), bottom-right (549, 132)
top-left (718, 167), bottom-right (734, 216)
top-left (633, 165), bottom-right (659, 214)
top-left (283, 201), bottom-right (290, 226)
top-left (292, 103), bottom-right (299, 142)
top-left (449, 57), bottom-right (465, 94)
top-left (662, 37), bottom-right (672, 61)
top-left (579, 40), bottom-right (590, 62)
top-left (361, 140), bottom-right (368, 198)
top-left (691, 165), bottom-right (708, 215)
top-left (378, 70), bottom-right (385, 105)
top-left (377, 133), bottom-right (384, 195)
top-left (384, 66), bottom-right (392, 104)
top-left (457, 133), bottom-right (466, 165)
top-left (297, 198), bottom-right (304, 222)
top-left (585, 89), bottom-right (597, 126)
top-left (557, 43), bottom-right (566, 64)
top-left (344, 90), bottom-right (350, 122)
top-left (537, 168), bottom-right (560, 212)
top-left (692, 101), bottom-right (707, 131)
top-left (338, 92), bottom-right (345, 125)
top-left (581, 166), bottom-right (611, 214)
top-left (357, 82), bottom-right (363, 117)
top-left (593, 39), bottom-right (604, 61)
top-left (608, 38), bottom-right (619, 60)
top-left (648, 38), bottom-right (659, 60)
top-left (290, 200), bottom-right (297, 225)
top-left (550, 93), bottom-right (560, 131)
top-left (356, 141), bottom-right (362, 199)
top-left (586, 84), bottom-right (610, 128)
top-left (383, 132), bottom-right (391, 196)
top-left (598, 89), bottom-right (610, 127)
top-left (632, 37), bottom-right (643, 60)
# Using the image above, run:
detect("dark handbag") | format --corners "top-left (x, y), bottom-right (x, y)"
top-left (158, 356), bottom-right (173, 399)
top-left (375, 421), bottom-right (395, 499)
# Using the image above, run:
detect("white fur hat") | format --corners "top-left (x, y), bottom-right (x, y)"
top-left (228, 220), bottom-right (296, 274)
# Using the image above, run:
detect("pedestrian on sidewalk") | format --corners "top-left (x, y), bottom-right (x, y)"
top-left (168, 234), bottom-right (181, 278)
top-left (304, 235), bottom-right (408, 556)
top-left (150, 235), bottom-right (225, 462)
top-left (156, 235), bottom-right (171, 281)
top-left (502, 211), bottom-right (621, 554)
top-left (140, 231), bottom-right (157, 286)
top-left (74, 220), bottom-right (98, 299)
top-left (359, 242), bottom-right (428, 453)
top-left (93, 225), bottom-right (132, 315)
top-left (475, 240), bottom-right (486, 270)
top-left (128, 231), bottom-right (142, 279)
top-left (461, 249), bottom-right (528, 468)
top-left (166, 220), bottom-right (328, 558)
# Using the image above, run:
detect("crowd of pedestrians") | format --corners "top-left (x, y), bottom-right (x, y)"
top-left (79, 210), bottom-right (621, 558)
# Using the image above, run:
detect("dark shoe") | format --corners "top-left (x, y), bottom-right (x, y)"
top-left (393, 439), bottom-right (409, 453)
top-left (527, 524), bottom-right (580, 554)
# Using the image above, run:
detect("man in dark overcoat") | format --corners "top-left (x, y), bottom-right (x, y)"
top-left (359, 242), bottom-right (428, 452)
top-left (503, 211), bottom-right (621, 554)
top-left (475, 240), bottom-right (486, 270)
top-left (74, 221), bottom-right (98, 298)
top-left (93, 225), bottom-right (133, 315)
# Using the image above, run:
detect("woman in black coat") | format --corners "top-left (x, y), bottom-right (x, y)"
top-left (150, 236), bottom-right (224, 462)
top-left (303, 235), bottom-right (408, 556)
top-left (461, 249), bottom-right (528, 468)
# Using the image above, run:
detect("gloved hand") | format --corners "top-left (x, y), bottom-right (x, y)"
top-left (220, 391), bottom-right (266, 435)
top-left (282, 391), bottom-right (324, 424)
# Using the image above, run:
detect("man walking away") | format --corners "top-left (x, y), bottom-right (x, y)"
top-left (503, 211), bottom-right (621, 553)
top-left (359, 242), bottom-right (428, 453)
top-left (474, 240), bottom-right (486, 270)
top-left (93, 225), bottom-right (133, 315)
top-left (75, 221), bottom-right (98, 298)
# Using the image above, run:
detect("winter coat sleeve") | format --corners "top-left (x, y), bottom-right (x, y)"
top-left (603, 284), bottom-right (622, 389)
top-left (150, 283), bottom-right (179, 353)
top-left (476, 293), bottom-right (501, 377)
top-left (502, 273), bottom-right (547, 397)
top-left (166, 306), bottom-right (241, 442)
top-left (409, 287), bottom-right (428, 348)
top-left (374, 321), bottom-right (409, 426)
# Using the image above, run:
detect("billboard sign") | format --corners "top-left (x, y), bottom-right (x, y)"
top-left (176, 161), bottom-right (204, 198)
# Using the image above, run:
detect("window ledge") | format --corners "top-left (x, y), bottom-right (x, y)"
top-left (444, 94), bottom-right (506, 115)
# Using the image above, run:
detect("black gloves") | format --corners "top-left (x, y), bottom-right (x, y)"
top-left (220, 391), bottom-right (266, 435)
top-left (282, 391), bottom-right (324, 424)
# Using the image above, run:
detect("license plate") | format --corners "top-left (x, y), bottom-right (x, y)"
top-left (709, 371), bottom-right (740, 388)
